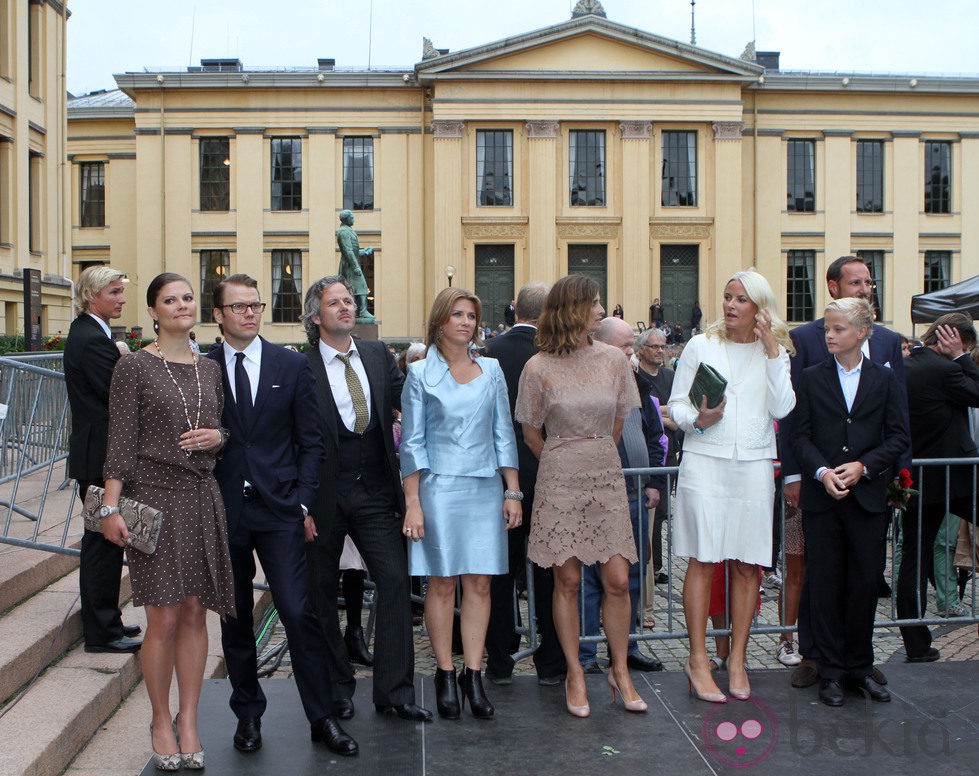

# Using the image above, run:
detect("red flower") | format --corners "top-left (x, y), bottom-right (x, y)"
top-left (898, 469), bottom-right (913, 489)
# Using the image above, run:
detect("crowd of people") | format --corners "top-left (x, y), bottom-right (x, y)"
top-left (64, 255), bottom-right (978, 767)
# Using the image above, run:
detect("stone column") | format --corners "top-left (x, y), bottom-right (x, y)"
top-left (431, 120), bottom-right (466, 298)
top-left (619, 121), bottom-right (652, 321)
top-left (823, 130), bottom-right (853, 263)
top-left (891, 131), bottom-right (922, 330)
top-left (526, 120), bottom-right (560, 281)
top-left (712, 121), bottom-right (744, 290)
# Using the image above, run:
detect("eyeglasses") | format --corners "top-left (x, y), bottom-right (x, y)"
top-left (219, 302), bottom-right (266, 315)
top-left (645, 344), bottom-right (667, 350)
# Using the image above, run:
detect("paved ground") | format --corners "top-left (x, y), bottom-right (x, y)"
top-left (261, 541), bottom-right (979, 682)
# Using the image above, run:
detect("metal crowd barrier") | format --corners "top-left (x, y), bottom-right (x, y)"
top-left (511, 461), bottom-right (978, 660)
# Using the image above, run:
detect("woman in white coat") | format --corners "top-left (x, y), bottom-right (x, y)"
top-left (668, 269), bottom-right (795, 703)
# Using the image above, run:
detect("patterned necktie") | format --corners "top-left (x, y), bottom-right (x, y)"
top-left (336, 353), bottom-right (369, 434)
top-left (234, 352), bottom-right (254, 426)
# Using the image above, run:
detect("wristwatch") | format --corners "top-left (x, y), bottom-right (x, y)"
top-left (99, 505), bottom-right (121, 519)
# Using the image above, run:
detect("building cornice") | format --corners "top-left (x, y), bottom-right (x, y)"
top-left (114, 71), bottom-right (413, 96)
top-left (754, 73), bottom-right (979, 94)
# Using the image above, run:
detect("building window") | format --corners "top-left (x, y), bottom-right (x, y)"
top-left (856, 249), bottom-right (885, 320)
top-left (27, 0), bottom-right (41, 98)
top-left (270, 137), bottom-right (302, 211)
top-left (661, 131), bottom-right (697, 207)
top-left (199, 250), bottom-right (230, 321)
top-left (786, 249), bottom-right (816, 321)
top-left (79, 162), bottom-right (105, 228)
top-left (786, 140), bottom-right (815, 212)
top-left (923, 251), bottom-right (951, 293)
top-left (200, 138), bottom-right (230, 212)
top-left (856, 140), bottom-right (883, 213)
top-left (569, 130), bottom-right (605, 206)
top-left (271, 250), bottom-right (303, 323)
top-left (924, 142), bottom-right (951, 214)
top-left (476, 130), bottom-right (512, 207)
top-left (342, 137), bottom-right (374, 211)
top-left (0, 138), bottom-right (11, 244)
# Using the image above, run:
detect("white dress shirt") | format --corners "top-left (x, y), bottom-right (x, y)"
top-left (222, 337), bottom-right (262, 405)
top-left (835, 355), bottom-right (863, 412)
top-left (319, 338), bottom-right (372, 432)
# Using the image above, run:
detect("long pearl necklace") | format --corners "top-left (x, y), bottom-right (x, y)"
top-left (154, 340), bottom-right (202, 455)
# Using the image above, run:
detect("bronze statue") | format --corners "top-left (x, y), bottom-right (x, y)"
top-left (336, 209), bottom-right (375, 322)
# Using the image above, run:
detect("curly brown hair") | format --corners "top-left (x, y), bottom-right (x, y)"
top-left (535, 274), bottom-right (599, 355)
top-left (425, 287), bottom-right (484, 351)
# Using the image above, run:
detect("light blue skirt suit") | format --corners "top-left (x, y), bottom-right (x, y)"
top-left (400, 345), bottom-right (519, 576)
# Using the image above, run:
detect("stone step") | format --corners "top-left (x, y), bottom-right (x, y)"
top-left (0, 567), bottom-right (133, 706)
top-left (0, 541), bottom-right (80, 614)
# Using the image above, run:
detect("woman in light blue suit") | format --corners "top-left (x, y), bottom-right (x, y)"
top-left (401, 287), bottom-right (522, 721)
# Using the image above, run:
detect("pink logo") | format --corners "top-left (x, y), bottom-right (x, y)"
top-left (702, 696), bottom-right (779, 768)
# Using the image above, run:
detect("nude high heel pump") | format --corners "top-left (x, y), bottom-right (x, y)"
top-left (727, 664), bottom-right (751, 701)
top-left (608, 672), bottom-right (648, 713)
top-left (149, 725), bottom-right (180, 772)
top-left (564, 678), bottom-right (590, 718)
top-left (684, 661), bottom-right (728, 704)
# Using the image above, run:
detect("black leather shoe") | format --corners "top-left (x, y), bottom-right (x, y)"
top-left (791, 659), bottom-right (819, 688)
top-left (334, 697), bottom-right (355, 719)
top-left (818, 679), bottom-right (844, 707)
top-left (84, 636), bottom-right (142, 653)
top-left (906, 646), bottom-right (940, 663)
top-left (434, 667), bottom-right (461, 719)
top-left (627, 653), bottom-right (664, 672)
top-left (458, 667), bottom-right (494, 719)
top-left (847, 675), bottom-right (891, 702)
top-left (374, 702), bottom-right (434, 722)
top-left (871, 666), bottom-right (888, 685)
top-left (233, 717), bottom-right (262, 753)
top-left (537, 673), bottom-right (564, 686)
top-left (122, 624), bottom-right (142, 638)
top-left (310, 717), bottom-right (358, 756)
top-left (582, 662), bottom-right (603, 675)
top-left (485, 670), bottom-right (513, 686)
top-left (344, 626), bottom-right (374, 667)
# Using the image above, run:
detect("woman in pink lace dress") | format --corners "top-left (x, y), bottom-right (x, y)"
top-left (515, 274), bottom-right (647, 718)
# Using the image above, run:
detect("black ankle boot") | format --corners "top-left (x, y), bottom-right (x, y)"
top-left (344, 626), bottom-right (374, 667)
top-left (458, 667), bottom-right (494, 719)
top-left (434, 668), bottom-right (460, 720)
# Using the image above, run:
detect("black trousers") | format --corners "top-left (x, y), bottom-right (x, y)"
top-left (486, 484), bottom-right (566, 680)
top-left (307, 479), bottom-right (416, 706)
top-left (897, 497), bottom-right (969, 658)
top-left (803, 500), bottom-right (886, 681)
top-left (78, 479), bottom-right (125, 646)
top-left (221, 497), bottom-right (335, 723)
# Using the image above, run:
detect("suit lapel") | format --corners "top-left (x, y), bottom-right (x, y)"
top-left (307, 347), bottom-right (339, 447)
top-left (250, 338), bottom-right (279, 425)
top-left (848, 358), bottom-right (877, 416)
top-left (359, 342), bottom-right (385, 423)
top-left (821, 357), bottom-right (849, 413)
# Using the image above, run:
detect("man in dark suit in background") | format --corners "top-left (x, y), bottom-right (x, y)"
top-left (65, 266), bottom-right (142, 654)
top-left (779, 255), bottom-right (908, 687)
top-left (484, 282), bottom-right (567, 686)
top-left (303, 275), bottom-right (431, 723)
top-left (209, 274), bottom-right (356, 756)
top-left (792, 298), bottom-right (909, 706)
top-left (899, 313), bottom-right (979, 662)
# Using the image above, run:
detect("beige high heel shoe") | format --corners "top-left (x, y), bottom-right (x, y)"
top-left (684, 660), bottom-right (728, 704)
top-left (174, 713), bottom-right (205, 770)
top-left (149, 725), bottom-right (180, 772)
top-left (607, 672), bottom-right (648, 713)
top-left (564, 678), bottom-right (590, 718)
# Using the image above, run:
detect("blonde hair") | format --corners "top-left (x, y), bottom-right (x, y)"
top-left (425, 287), bottom-right (483, 351)
top-left (825, 297), bottom-right (874, 340)
top-left (74, 266), bottom-right (125, 315)
top-left (704, 268), bottom-right (795, 355)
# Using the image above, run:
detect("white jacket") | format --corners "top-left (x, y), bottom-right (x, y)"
top-left (668, 333), bottom-right (795, 461)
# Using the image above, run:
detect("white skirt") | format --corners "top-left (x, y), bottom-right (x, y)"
top-left (673, 450), bottom-right (774, 566)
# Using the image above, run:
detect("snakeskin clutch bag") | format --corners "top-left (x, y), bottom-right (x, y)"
top-left (82, 486), bottom-right (164, 555)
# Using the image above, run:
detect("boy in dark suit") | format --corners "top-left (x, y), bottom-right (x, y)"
top-left (65, 266), bottom-right (142, 653)
top-left (792, 298), bottom-right (909, 707)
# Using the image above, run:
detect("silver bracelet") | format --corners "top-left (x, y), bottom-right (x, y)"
top-left (504, 489), bottom-right (524, 501)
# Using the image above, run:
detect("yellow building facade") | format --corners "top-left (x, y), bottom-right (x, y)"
top-left (0, 0), bottom-right (70, 337)
top-left (67, 8), bottom-right (979, 340)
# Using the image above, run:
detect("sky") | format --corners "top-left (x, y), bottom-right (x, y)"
top-left (66, 0), bottom-right (979, 96)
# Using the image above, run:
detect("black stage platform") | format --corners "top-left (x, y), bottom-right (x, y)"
top-left (141, 663), bottom-right (976, 775)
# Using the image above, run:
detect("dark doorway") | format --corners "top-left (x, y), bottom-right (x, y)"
top-left (659, 245), bottom-right (699, 331)
top-left (568, 244), bottom-right (608, 310)
top-left (475, 244), bottom-right (515, 329)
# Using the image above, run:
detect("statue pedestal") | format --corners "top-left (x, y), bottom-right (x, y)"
top-left (353, 321), bottom-right (379, 340)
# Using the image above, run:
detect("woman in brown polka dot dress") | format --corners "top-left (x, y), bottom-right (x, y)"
top-left (101, 273), bottom-right (234, 770)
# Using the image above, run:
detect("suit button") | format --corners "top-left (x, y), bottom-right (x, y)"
top-left (842, 446), bottom-right (849, 453)
top-left (846, 418), bottom-right (852, 424)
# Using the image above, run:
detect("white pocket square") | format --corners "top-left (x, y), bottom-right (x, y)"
top-left (882, 362), bottom-right (891, 369)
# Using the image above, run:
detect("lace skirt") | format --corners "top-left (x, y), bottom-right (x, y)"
top-left (529, 435), bottom-right (638, 567)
